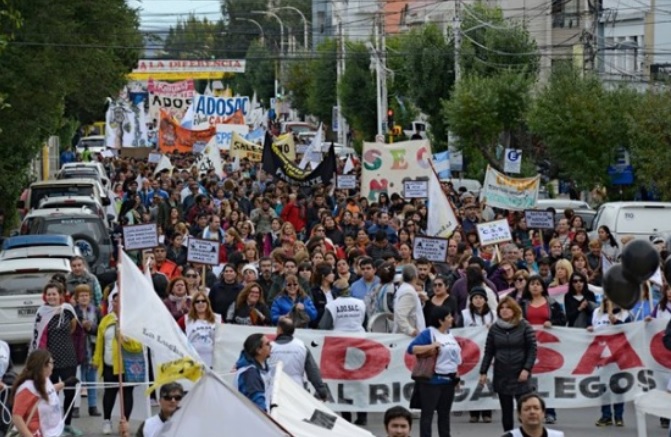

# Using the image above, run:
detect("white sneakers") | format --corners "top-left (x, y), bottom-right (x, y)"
top-left (102, 420), bottom-right (112, 435)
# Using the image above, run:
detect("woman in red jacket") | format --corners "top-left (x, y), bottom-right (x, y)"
top-left (280, 193), bottom-right (306, 235)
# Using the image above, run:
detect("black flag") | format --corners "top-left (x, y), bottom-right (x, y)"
top-left (262, 132), bottom-right (336, 187)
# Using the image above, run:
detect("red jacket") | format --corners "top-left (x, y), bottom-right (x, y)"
top-left (280, 201), bottom-right (306, 232)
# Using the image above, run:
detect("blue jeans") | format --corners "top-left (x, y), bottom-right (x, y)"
top-left (80, 363), bottom-right (98, 408)
top-left (601, 403), bottom-right (624, 420)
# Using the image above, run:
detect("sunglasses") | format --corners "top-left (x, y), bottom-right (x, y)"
top-left (286, 283), bottom-right (298, 287)
top-left (185, 274), bottom-right (198, 278)
top-left (194, 300), bottom-right (207, 304)
top-left (162, 395), bottom-right (183, 401)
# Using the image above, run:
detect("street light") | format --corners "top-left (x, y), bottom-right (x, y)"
top-left (270, 6), bottom-right (309, 50)
top-left (235, 18), bottom-right (264, 44)
top-left (251, 10), bottom-right (284, 54)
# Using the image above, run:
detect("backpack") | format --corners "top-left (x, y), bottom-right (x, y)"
top-left (374, 282), bottom-right (399, 314)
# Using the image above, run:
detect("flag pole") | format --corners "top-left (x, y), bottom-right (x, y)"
top-left (116, 242), bottom-right (127, 423)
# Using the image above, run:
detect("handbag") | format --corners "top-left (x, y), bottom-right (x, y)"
top-left (6, 398), bottom-right (39, 437)
top-left (289, 302), bottom-right (311, 328)
top-left (411, 332), bottom-right (438, 382)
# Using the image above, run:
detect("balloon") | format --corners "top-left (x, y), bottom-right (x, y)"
top-left (620, 239), bottom-right (660, 283)
top-left (603, 264), bottom-right (641, 310)
top-left (664, 255), bottom-right (671, 284)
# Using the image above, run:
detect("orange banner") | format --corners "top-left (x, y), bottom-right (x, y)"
top-left (158, 110), bottom-right (216, 154)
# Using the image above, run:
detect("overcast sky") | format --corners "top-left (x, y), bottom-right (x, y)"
top-left (128, 0), bottom-right (222, 29)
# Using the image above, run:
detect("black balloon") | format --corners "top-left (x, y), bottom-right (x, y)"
top-left (664, 256), bottom-right (671, 284)
top-left (603, 264), bottom-right (641, 310)
top-left (620, 239), bottom-right (660, 283)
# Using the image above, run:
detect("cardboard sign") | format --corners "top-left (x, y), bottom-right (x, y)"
top-left (403, 180), bottom-right (428, 198)
top-left (412, 236), bottom-right (448, 262)
top-left (476, 219), bottom-right (512, 246)
top-left (336, 174), bottom-right (357, 190)
top-left (122, 224), bottom-right (159, 251)
top-left (187, 237), bottom-right (220, 266)
top-left (524, 209), bottom-right (555, 229)
top-left (148, 152), bottom-right (162, 164)
top-left (119, 147), bottom-right (153, 160)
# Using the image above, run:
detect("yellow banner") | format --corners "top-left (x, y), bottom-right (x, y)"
top-left (273, 133), bottom-right (296, 161)
top-left (146, 356), bottom-right (204, 394)
top-left (127, 72), bottom-right (234, 81)
top-left (231, 132), bottom-right (262, 162)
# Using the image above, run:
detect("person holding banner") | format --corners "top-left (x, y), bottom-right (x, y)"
top-left (479, 296), bottom-right (537, 432)
top-left (407, 305), bottom-right (462, 437)
top-left (234, 333), bottom-right (273, 412)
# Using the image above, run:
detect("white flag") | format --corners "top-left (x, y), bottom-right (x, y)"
top-left (270, 363), bottom-right (375, 437)
top-left (119, 250), bottom-right (200, 363)
top-left (159, 372), bottom-right (290, 437)
top-left (343, 155), bottom-right (355, 175)
top-left (427, 168), bottom-right (458, 238)
top-left (180, 104), bottom-right (194, 129)
top-left (194, 138), bottom-right (224, 178)
top-left (153, 155), bottom-right (173, 176)
top-left (299, 123), bottom-right (323, 170)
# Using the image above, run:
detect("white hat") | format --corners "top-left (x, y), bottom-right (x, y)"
top-left (242, 264), bottom-right (258, 276)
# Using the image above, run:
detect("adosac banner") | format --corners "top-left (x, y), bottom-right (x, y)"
top-left (230, 132), bottom-right (261, 161)
top-left (262, 133), bottom-right (336, 187)
top-left (213, 320), bottom-right (671, 413)
top-left (191, 93), bottom-right (250, 128)
top-left (147, 79), bottom-right (195, 122)
top-left (481, 165), bottom-right (540, 211)
top-left (158, 110), bottom-right (216, 154)
top-left (361, 140), bottom-right (432, 201)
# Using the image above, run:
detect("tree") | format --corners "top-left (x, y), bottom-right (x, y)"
top-left (307, 38), bottom-right (337, 126)
top-left (628, 90), bottom-right (671, 199)
top-left (232, 39), bottom-right (276, 103)
top-left (339, 41), bottom-right (377, 142)
top-left (0, 0), bottom-right (141, 229)
top-left (163, 15), bottom-right (222, 60)
top-left (459, 3), bottom-right (539, 79)
top-left (400, 24), bottom-right (454, 150)
top-left (443, 70), bottom-right (532, 173)
top-left (527, 66), bottom-right (636, 189)
top-left (284, 60), bottom-right (311, 117)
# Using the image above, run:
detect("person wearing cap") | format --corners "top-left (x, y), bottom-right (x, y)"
top-left (251, 197), bottom-right (278, 236)
top-left (241, 264), bottom-right (259, 285)
top-left (460, 200), bottom-right (481, 234)
top-left (136, 382), bottom-right (184, 437)
top-left (270, 317), bottom-right (329, 400)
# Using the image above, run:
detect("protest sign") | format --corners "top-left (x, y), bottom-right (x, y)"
top-left (480, 165), bottom-right (540, 210)
top-left (412, 236), bottom-right (448, 262)
top-left (105, 99), bottom-right (148, 148)
top-left (336, 174), bottom-right (357, 190)
top-left (230, 132), bottom-right (261, 161)
top-left (214, 320), bottom-right (671, 412)
top-left (262, 134), bottom-right (336, 187)
top-left (361, 140), bottom-right (432, 201)
top-left (158, 109), bottom-right (216, 154)
top-left (524, 209), bottom-right (555, 229)
top-left (122, 224), bottom-right (158, 250)
top-left (503, 148), bottom-right (522, 174)
top-left (149, 95), bottom-right (192, 123)
top-left (191, 94), bottom-right (250, 128)
top-left (216, 124), bottom-right (250, 150)
top-left (147, 152), bottom-right (162, 164)
top-left (476, 219), bottom-right (512, 246)
top-left (186, 238), bottom-right (220, 265)
top-left (402, 180), bottom-right (428, 198)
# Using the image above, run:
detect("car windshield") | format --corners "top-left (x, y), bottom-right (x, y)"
top-left (42, 217), bottom-right (104, 239)
top-left (42, 202), bottom-right (96, 210)
top-left (0, 272), bottom-right (59, 296)
top-left (78, 138), bottom-right (104, 149)
top-left (31, 186), bottom-right (95, 209)
top-left (61, 171), bottom-right (100, 181)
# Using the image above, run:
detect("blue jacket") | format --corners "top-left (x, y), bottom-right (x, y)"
top-left (235, 351), bottom-right (270, 412)
top-left (367, 224), bottom-right (398, 244)
top-left (270, 294), bottom-right (317, 325)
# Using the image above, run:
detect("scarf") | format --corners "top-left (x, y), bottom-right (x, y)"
top-left (495, 318), bottom-right (518, 330)
top-left (30, 303), bottom-right (78, 352)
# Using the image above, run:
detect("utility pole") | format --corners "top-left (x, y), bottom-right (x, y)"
top-left (374, 15), bottom-right (383, 137)
top-left (337, 19), bottom-right (346, 147)
top-left (380, 10), bottom-right (388, 138)
top-left (454, 0), bottom-right (462, 83)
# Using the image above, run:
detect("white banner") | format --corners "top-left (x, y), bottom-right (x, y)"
top-left (149, 94), bottom-right (192, 124)
top-left (213, 321), bottom-right (671, 412)
top-left (192, 94), bottom-right (251, 128)
top-left (481, 165), bottom-right (540, 211)
top-left (216, 124), bottom-right (250, 150)
top-left (504, 148), bottom-right (522, 174)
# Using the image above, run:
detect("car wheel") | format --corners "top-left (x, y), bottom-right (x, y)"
top-left (72, 234), bottom-right (100, 267)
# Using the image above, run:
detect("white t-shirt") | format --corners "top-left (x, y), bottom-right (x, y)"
top-left (430, 327), bottom-right (462, 375)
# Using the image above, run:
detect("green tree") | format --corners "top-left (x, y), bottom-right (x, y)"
top-left (400, 24), bottom-right (454, 150)
top-left (443, 70), bottom-right (532, 172)
top-left (232, 39), bottom-right (276, 103)
top-left (163, 15), bottom-right (222, 59)
top-left (339, 41), bottom-right (377, 142)
top-left (527, 66), bottom-right (636, 189)
top-left (307, 38), bottom-right (337, 126)
top-left (628, 90), bottom-right (671, 199)
top-left (459, 3), bottom-right (539, 78)
top-left (0, 0), bottom-right (140, 229)
top-left (284, 60), bottom-right (311, 117)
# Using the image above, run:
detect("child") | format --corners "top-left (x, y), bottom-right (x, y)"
top-left (588, 296), bottom-right (632, 427)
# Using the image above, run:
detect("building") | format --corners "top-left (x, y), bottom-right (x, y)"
top-left (312, 0), bottom-right (378, 49)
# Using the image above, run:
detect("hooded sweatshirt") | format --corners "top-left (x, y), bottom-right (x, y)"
top-left (235, 351), bottom-right (271, 412)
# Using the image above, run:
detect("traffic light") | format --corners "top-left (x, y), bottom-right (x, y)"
top-left (387, 108), bottom-right (394, 131)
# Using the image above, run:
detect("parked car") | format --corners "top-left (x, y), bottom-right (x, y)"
top-left (57, 166), bottom-right (110, 190)
top-left (0, 258), bottom-right (71, 344)
top-left (76, 135), bottom-right (106, 154)
top-left (0, 235), bottom-right (86, 265)
top-left (61, 162), bottom-right (108, 179)
top-left (18, 178), bottom-right (111, 212)
top-left (38, 195), bottom-right (108, 224)
top-left (536, 199), bottom-right (592, 211)
top-left (21, 208), bottom-right (113, 275)
top-left (591, 201), bottom-right (671, 241)
top-left (281, 121), bottom-right (316, 135)
top-left (2, 234), bottom-right (75, 251)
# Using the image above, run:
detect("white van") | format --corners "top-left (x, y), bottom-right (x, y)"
top-left (591, 201), bottom-right (671, 241)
